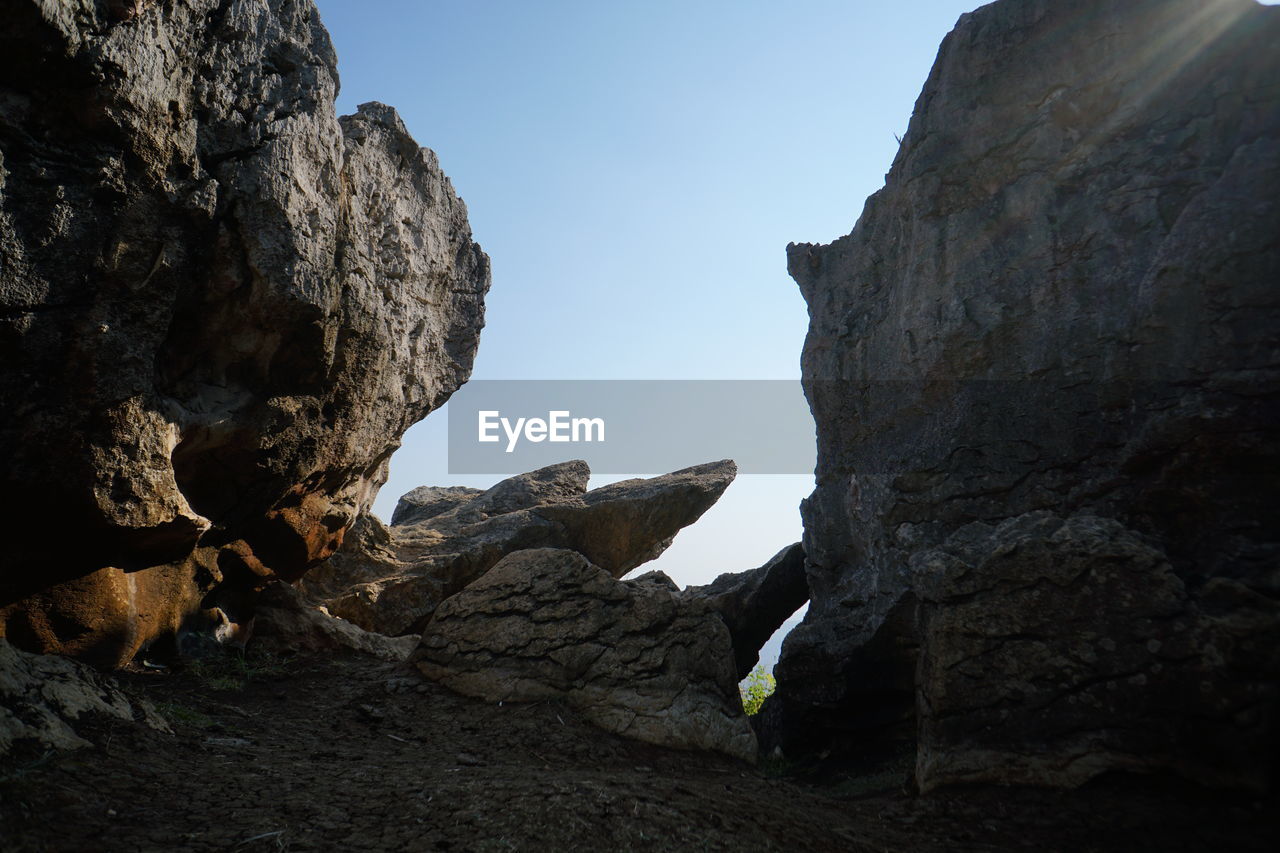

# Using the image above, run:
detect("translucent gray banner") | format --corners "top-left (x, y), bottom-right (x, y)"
top-left (447, 380), bottom-right (816, 474)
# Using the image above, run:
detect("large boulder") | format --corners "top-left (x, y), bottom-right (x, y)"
top-left (412, 548), bottom-right (757, 763)
top-left (0, 1), bottom-right (488, 667)
top-left (307, 460), bottom-right (737, 635)
top-left (775, 0), bottom-right (1280, 789)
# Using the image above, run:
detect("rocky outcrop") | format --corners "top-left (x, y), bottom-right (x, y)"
top-left (0, 1), bottom-right (488, 667)
top-left (681, 543), bottom-right (807, 681)
top-left (412, 548), bottom-right (757, 762)
top-left (776, 0), bottom-right (1280, 790)
top-left (306, 460), bottom-right (737, 635)
top-left (0, 639), bottom-right (171, 757)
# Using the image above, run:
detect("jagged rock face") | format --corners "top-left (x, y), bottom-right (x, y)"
top-left (413, 548), bottom-right (758, 763)
top-left (0, 1), bottom-right (489, 667)
top-left (305, 460), bottom-right (737, 636)
top-left (682, 543), bottom-right (808, 681)
top-left (778, 0), bottom-right (1280, 789)
top-left (0, 639), bottom-right (171, 757)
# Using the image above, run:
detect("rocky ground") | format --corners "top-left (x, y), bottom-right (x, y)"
top-left (2, 649), bottom-right (1275, 852)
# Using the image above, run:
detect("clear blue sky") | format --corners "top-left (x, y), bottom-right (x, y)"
top-left (312, 0), bottom-right (978, 587)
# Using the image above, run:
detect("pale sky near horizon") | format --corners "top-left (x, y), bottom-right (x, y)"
top-left (312, 0), bottom-right (979, 589)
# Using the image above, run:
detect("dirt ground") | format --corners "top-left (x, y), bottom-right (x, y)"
top-left (1, 650), bottom-right (1275, 852)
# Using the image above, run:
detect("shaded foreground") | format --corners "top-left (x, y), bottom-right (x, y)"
top-left (2, 652), bottom-right (1275, 852)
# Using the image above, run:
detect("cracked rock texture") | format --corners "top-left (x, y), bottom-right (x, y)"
top-left (0, 1), bottom-right (488, 667)
top-left (776, 0), bottom-right (1280, 790)
top-left (0, 638), bottom-right (171, 757)
top-left (412, 548), bottom-right (758, 763)
top-left (303, 460), bottom-right (737, 636)
top-left (913, 513), bottom-right (1279, 792)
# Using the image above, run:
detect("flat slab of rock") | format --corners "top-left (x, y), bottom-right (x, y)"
top-left (308, 460), bottom-right (736, 635)
top-left (412, 548), bottom-right (757, 763)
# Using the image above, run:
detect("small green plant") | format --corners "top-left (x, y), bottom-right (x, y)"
top-left (186, 649), bottom-right (292, 692)
top-left (154, 701), bottom-right (215, 728)
top-left (739, 665), bottom-right (776, 716)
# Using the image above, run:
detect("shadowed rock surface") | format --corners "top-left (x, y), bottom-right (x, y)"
top-left (774, 0), bottom-right (1280, 790)
top-left (0, 639), bottom-right (170, 757)
top-left (912, 513), bottom-right (1279, 792)
top-left (412, 548), bottom-right (758, 762)
top-left (681, 542), bottom-right (808, 681)
top-left (249, 582), bottom-right (417, 663)
top-left (0, 1), bottom-right (489, 667)
top-left (305, 460), bottom-right (737, 635)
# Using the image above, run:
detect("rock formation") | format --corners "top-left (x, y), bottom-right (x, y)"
top-left (304, 460), bottom-right (738, 635)
top-left (0, 639), bottom-right (171, 757)
top-left (774, 0), bottom-right (1280, 791)
top-left (0, 1), bottom-right (489, 667)
top-left (910, 513), bottom-right (1278, 790)
top-left (412, 548), bottom-right (758, 763)
top-left (681, 543), bottom-right (807, 681)
top-left (249, 581), bottom-right (418, 663)
top-left (391, 486), bottom-right (485, 527)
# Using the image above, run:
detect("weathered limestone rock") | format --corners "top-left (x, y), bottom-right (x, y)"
top-left (412, 548), bottom-right (757, 762)
top-left (249, 582), bottom-right (417, 663)
top-left (0, 1), bottom-right (489, 666)
top-left (775, 0), bottom-right (1280, 789)
top-left (681, 543), bottom-right (808, 681)
top-left (309, 460), bottom-right (737, 635)
top-left (0, 639), bottom-right (171, 757)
